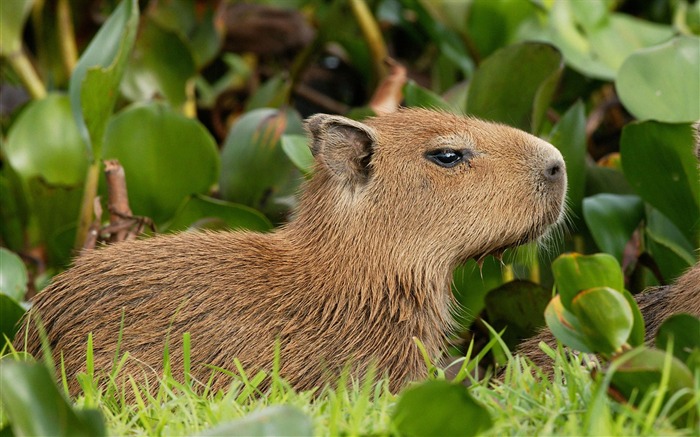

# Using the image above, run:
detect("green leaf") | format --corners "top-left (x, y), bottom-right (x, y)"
top-left (610, 347), bottom-right (695, 406)
top-left (549, 101), bottom-right (587, 218)
top-left (0, 174), bottom-right (26, 251)
top-left (0, 0), bottom-right (33, 56)
top-left (402, 0), bottom-right (474, 77)
top-left (465, 0), bottom-right (539, 59)
top-left (656, 314), bottom-right (700, 364)
top-left (4, 94), bottom-right (88, 186)
top-left (69, 0), bottom-right (139, 160)
top-left (403, 80), bottom-right (453, 111)
top-left (582, 194), bottom-right (644, 262)
top-left (551, 253), bottom-right (624, 310)
top-left (645, 207), bottom-right (695, 282)
top-left (542, 2), bottom-right (674, 80)
top-left (584, 162), bottom-right (634, 196)
top-left (466, 42), bottom-right (563, 134)
top-left (392, 380), bottom-right (492, 437)
top-left (0, 295), bottom-right (26, 343)
top-left (163, 195), bottom-right (272, 233)
top-left (245, 75), bottom-right (292, 111)
top-left (121, 18), bottom-right (197, 108)
top-left (622, 290), bottom-right (645, 348)
top-left (571, 286), bottom-right (633, 355)
top-left (281, 134), bottom-right (315, 176)
top-left (102, 102), bottom-right (220, 224)
top-left (484, 280), bottom-right (550, 347)
top-left (616, 36), bottom-right (700, 123)
top-left (0, 248), bottom-right (27, 301)
top-left (0, 360), bottom-right (106, 437)
top-left (150, 0), bottom-right (221, 68)
top-left (26, 178), bottom-right (83, 267)
top-left (199, 405), bottom-right (313, 437)
top-left (621, 121), bottom-right (700, 243)
top-left (219, 108), bottom-right (304, 219)
top-left (544, 294), bottom-right (594, 353)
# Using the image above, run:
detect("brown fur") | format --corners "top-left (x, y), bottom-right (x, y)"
top-left (517, 263), bottom-right (700, 374)
top-left (15, 109), bottom-right (567, 397)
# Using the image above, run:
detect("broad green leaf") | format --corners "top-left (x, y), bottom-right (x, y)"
top-left (571, 287), bottom-right (633, 355)
top-left (0, 174), bottom-right (26, 251)
top-left (403, 80), bottom-right (453, 111)
top-left (549, 101), bottom-right (587, 218)
top-left (545, 294), bottom-right (594, 353)
top-left (584, 162), bottom-right (634, 196)
top-left (0, 248), bottom-right (27, 301)
top-left (0, 295), bottom-right (25, 343)
top-left (645, 207), bottom-right (695, 282)
top-left (27, 178), bottom-right (82, 267)
top-left (392, 380), bottom-right (492, 437)
top-left (163, 195), bottom-right (272, 233)
top-left (3, 95), bottom-right (87, 265)
top-left (616, 36), bottom-right (700, 123)
top-left (199, 405), bottom-right (313, 437)
top-left (281, 134), bottom-right (315, 176)
top-left (484, 280), bottom-right (550, 348)
top-left (102, 102), bottom-right (219, 224)
top-left (485, 279), bottom-right (552, 347)
top-left (466, 42), bottom-right (563, 134)
top-left (465, 0), bottom-right (539, 59)
top-left (219, 108), bottom-right (304, 219)
top-left (4, 94), bottom-right (88, 186)
top-left (621, 122), bottom-right (700, 243)
top-left (542, 1), bottom-right (673, 80)
top-left (0, 360), bottom-right (106, 437)
top-left (121, 18), bottom-right (197, 108)
top-left (610, 347), bottom-right (695, 406)
top-left (656, 314), bottom-right (700, 364)
top-left (551, 253), bottom-right (624, 311)
top-left (0, 0), bottom-right (33, 55)
top-left (69, 0), bottom-right (139, 160)
top-left (622, 290), bottom-right (645, 348)
top-left (582, 194), bottom-right (644, 262)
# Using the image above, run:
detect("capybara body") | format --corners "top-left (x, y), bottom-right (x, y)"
top-left (16, 109), bottom-right (567, 396)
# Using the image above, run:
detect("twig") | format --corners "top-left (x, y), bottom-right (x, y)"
top-left (104, 160), bottom-right (133, 242)
top-left (82, 196), bottom-right (103, 251)
top-left (369, 58), bottom-right (406, 115)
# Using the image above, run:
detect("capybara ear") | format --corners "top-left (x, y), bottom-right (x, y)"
top-left (305, 114), bottom-right (378, 185)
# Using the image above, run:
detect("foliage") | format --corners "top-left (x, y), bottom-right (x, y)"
top-left (546, 253), bottom-right (698, 424)
top-left (1, 0), bottom-right (699, 435)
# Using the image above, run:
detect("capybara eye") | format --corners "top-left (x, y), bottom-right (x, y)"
top-left (425, 149), bottom-right (462, 168)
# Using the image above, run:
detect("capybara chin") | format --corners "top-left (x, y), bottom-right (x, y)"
top-left (15, 108), bottom-right (567, 397)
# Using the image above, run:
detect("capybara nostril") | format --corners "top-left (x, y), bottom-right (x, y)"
top-left (543, 158), bottom-right (565, 183)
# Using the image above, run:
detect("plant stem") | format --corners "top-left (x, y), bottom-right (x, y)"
top-left (57, 0), bottom-right (78, 76)
top-left (349, 0), bottom-right (388, 81)
top-left (7, 51), bottom-right (46, 99)
top-left (75, 162), bottom-right (101, 250)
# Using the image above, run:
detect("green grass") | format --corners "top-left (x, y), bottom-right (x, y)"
top-left (2, 336), bottom-right (698, 436)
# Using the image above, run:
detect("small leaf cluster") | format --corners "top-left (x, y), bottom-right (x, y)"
top-left (547, 253), bottom-right (699, 423)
